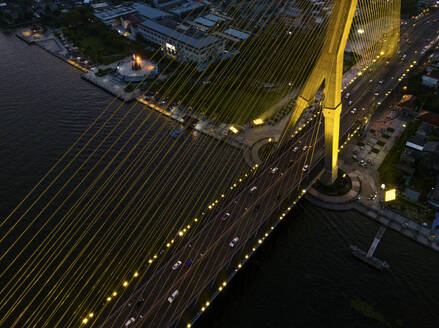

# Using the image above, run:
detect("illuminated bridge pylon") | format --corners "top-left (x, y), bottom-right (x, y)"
top-left (283, 0), bottom-right (399, 185)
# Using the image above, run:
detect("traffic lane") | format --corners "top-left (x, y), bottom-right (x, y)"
top-left (96, 117), bottom-right (323, 327)
top-left (102, 144), bottom-right (318, 328)
top-left (106, 106), bottom-right (353, 327)
top-left (105, 136), bottom-right (320, 328)
top-left (135, 148), bottom-right (326, 327)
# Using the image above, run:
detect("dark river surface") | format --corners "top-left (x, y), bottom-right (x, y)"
top-left (0, 32), bottom-right (438, 328)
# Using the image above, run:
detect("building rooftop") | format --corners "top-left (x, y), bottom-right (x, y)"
top-left (194, 17), bottom-right (215, 27)
top-left (406, 135), bottom-right (426, 151)
top-left (204, 14), bottom-right (225, 22)
top-left (423, 71), bottom-right (439, 80)
top-left (121, 14), bottom-right (143, 26)
top-left (94, 4), bottom-right (136, 21)
top-left (404, 188), bottom-right (420, 202)
top-left (397, 94), bottom-right (417, 108)
top-left (139, 18), bottom-right (221, 49)
top-left (423, 141), bottom-right (439, 154)
top-left (224, 28), bottom-right (250, 40)
top-left (132, 3), bottom-right (170, 19)
top-left (417, 111), bottom-right (439, 127)
top-left (169, 0), bottom-right (207, 15)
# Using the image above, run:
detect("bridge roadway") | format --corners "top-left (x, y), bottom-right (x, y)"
top-left (95, 11), bottom-right (439, 328)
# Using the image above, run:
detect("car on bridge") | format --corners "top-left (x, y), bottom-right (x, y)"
top-left (302, 164), bottom-right (309, 172)
top-left (125, 317), bottom-right (135, 327)
top-left (172, 260), bottom-right (182, 270)
top-left (221, 212), bottom-right (231, 221)
top-left (168, 290), bottom-right (179, 303)
top-left (250, 186), bottom-right (257, 193)
top-left (293, 146), bottom-right (299, 152)
top-left (229, 237), bottom-right (239, 247)
top-left (271, 167), bottom-right (279, 174)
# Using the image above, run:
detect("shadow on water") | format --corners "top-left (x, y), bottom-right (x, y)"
top-left (197, 200), bottom-right (439, 328)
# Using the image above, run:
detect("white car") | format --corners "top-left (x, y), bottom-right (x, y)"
top-left (345, 92), bottom-right (351, 99)
top-left (348, 100), bottom-right (353, 106)
top-left (221, 212), bottom-right (231, 221)
top-left (374, 92), bottom-right (379, 97)
top-left (125, 317), bottom-right (135, 327)
top-left (350, 108), bottom-right (357, 114)
top-left (271, 167), bottom-right (279, 174)
top-left (250, 186), bottom-right (257, 193)
top-left (168, 290), bottom-right (179, 303)
top-left (172, 260), bottom-right (182, 270)
top-left (229, 237), bottom-right (239, 247)
top-left (302, 165), bottom-right (309, 172)
top-left (293, 146), bottom-right (299, 152)
top-left (302, 145), bottom-right (308, 151)
top-left (378, 80), bottom-right (383, 84)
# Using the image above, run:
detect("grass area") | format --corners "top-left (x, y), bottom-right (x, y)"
top-left (369, 128), bottom-right (376, 133)
top-left (58, 7), bottom-right (155, 65)
top-left (386, 127), bottom-right (395, 132)
top-left (156, 23), bottom-right (325, 124)
top-left (314, 170), bottom-right (352, 196)
top-left (386, 195), bottom-right (434, 224)
top-left (378, 120), bottom-right (421, 186)
top-left (382, 134), bottom-right (391, 139)
top-left (124, 84), bottom-right (136, 93)
top-left (371, 148), bottom-right (380, 153)
top-left (95, 67), bottom-right (112, 77)
top-left (357, 142), bottom-right (365, 147)
top-left (410, 168), bottom-right (436, 200)
top-left (376, 140), bottom-right (385, 147)
top-left (406, 71), bottom-right (439, 111)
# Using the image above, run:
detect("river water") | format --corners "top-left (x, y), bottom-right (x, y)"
top-left (0, 32), bottom-right (438, 328)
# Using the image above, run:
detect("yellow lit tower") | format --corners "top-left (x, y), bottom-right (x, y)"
top-left (283, 0), bottom-right (399, 185)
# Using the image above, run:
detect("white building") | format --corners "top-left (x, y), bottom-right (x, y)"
top-left (137, 18), bottom-right (224, 64)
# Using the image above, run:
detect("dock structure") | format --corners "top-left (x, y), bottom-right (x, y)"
top-left (351, 224), bottom-right (389, 271)
top-left (366, 225), bottom-right (387, 258)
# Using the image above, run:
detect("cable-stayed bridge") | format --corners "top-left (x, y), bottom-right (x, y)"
top-left (1, 1), bottom-right (438, 327)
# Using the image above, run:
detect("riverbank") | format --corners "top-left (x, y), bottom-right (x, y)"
top-left (15, 27), bottom-right (89, 72)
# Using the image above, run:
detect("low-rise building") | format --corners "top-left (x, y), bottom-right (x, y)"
top-left (396, 94), bottom-right (419, 117)
top-left (422, 71), bottom-right (439, 88)
top-left (137, 17), bottom-right (224, 64)
top-left (93, 3), bottom-right (136, 25)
